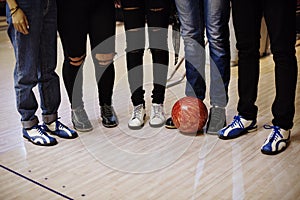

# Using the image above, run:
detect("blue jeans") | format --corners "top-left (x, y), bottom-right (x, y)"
top-left (175, 0), bottom-right (231, 107)
top-left (6, 0), bottom-right (60, 129)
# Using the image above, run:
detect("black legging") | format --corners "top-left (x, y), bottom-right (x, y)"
top-left (121, 0), bottom-right (170, 106)
top-left (57, 0), bottom-right (116, 108)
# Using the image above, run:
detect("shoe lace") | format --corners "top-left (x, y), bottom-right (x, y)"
top-left (102, 105), bottom-right (113, 117)
top-left (152, 104), bottom-right (163, 118)
top-left (35, 125), bottom-right (45, 135)
top-left (133, 104), bottom-right (144, 119)
top-left (230, 115), bottom-right (244, 128)
top-left (264, 125), bottom-right (282, 141)
top-left (57, 121), bottom-right (67, 130)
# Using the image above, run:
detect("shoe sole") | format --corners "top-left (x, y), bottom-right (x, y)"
top-left (23, 135), bottom-right (58, 146)
top-left (72, 121), bottom-right (93, 132)
top-left (206, 122), bottom-right (227, 135)
top-left (219, 126), bottom-right (257, 140)
top-left (128, 123), bottom-right (144, 130)
top-left (149, 122), bottom-right (165, 128)
top-left (261, 140), bottom-right (290, 155)
top-left (165, 125), bottom-right (177, 129)
top-left (74, 126), bottom-right (93, 132)
top-left (206, 131), bottom-right (219, 135)
top-left (103, 123), bottom-right (118, 128)
top-left (49, 132), bottom-right (78, 139)
top-left (261, 147), bottom-right (287, 155)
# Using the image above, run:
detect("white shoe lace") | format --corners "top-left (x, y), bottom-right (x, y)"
top-left (264, 125), bottom-right (283, 142)
top-left (151, 104), bottom-right (163, 119)
top-left (132, 104), bottom-right (144, 120)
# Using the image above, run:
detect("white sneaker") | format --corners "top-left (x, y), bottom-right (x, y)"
top-left (128, 104), bottom-right (146, 129)
top-left (149, 103), bottom-right (166, 127)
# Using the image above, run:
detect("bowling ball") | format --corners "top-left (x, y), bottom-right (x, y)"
top-left (171, 96), bottom-right (208, 133)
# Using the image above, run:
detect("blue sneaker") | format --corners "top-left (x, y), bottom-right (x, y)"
top-left (43, 119), bottom-right (78, 139)
top-left (218, 115), bottom-right (257, 139)
top-left (261, 125), bottom-right (290, 155)
top-left (23, 125), bottom-right (57, 146)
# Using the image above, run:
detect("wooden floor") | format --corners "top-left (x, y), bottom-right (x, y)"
top-left (0, 24), bottom-right (300, 200)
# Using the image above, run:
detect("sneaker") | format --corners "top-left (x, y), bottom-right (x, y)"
top-left (206, 106), bottom-right (226, 135)
top-left (23, 125), bottom-right (57, 146)
top-left (101, 104), bottom-right (118, 128)
top-left (218, 115), bottom-right (257, 140)
top-left (72, 106), bottom-right (93, 132)
top-left (165, 117), bottom-right (176, 129)
top-left (149, 103), bottom-right (166, 127)
top-left (43, 119), bottom-right (78, 139)
top-left (261, 125), bottom-right (290, 155)
top-left (128, 104), bottom-right (146, 130)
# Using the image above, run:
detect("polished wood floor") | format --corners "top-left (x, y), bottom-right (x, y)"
top-left (0, 24), bottom-right (300, 200)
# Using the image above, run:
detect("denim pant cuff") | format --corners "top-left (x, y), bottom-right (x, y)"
top-left (22, 117), bottom-right (39, 129)
top-left (42, 113), bottom-right (58, 124)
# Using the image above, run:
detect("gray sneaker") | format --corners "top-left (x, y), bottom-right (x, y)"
top-left (71, 106), bottom-right (93, 132)
top-left (206, 106), bottom-right (226, 135)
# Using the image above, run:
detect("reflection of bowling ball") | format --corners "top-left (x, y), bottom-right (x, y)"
top-left (171, 96), bottom-right (208, 133)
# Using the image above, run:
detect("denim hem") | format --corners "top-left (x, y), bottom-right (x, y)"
top-left (42, 113), bottom-right (58, 124)
top-left (22, 117), bottom-right (39, 129)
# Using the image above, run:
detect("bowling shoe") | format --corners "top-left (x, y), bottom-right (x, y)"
top-left (206, 106), bottom-right (226, 135)
top-left (72, 106), bottom-right (93, 132)
top-left (101, 104), bottom-right (119, 128)
top-left (149, 103), bottom-right (166, 127)
top-left (218, 115), bottom-right (257, 139)
top-left (128, 104), bottom-right (146, 129)
top-left (23, 125), bottom-right (57, 146)
top-left (261, 125), bottom-right (290, 155)
top-left (43, 119), bottom-right (78, 139)
top-left (165, 117), bottom-right (176, 129)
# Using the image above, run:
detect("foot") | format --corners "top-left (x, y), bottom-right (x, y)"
top-left (218, 115), bottom-right (257, 139)
top-left (165, 117), bottom-right (176, 129)
top-left (72, 106), bottom-right (93, 132)
top-left (23, 125), bottom-right (57, 146)
top-left (206, 106), bottom-right (226, 135)
top-left (128, 104), bottom-right (146, 130)
top-left (149, 103), bottom-right (166, 128)
top-left (101, 104), bottom-right (119, 128)
top-left (43, 119), bottom-right (78, 139)
top-left (261, 125), bottom-right (290, 155)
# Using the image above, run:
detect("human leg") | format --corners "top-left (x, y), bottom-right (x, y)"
top-left (232, 0), bottom-right (262, 121)
top-left (89, 0), bottom-right (118, 128)
top-left (261, 0), bottom-right (297, 154)
top-left (175, 0), bottom-right (206, 99)
top-left (122, 0), bottom-right (146, 107)
top-left (204, 0), bottom-right (231, 134)
top-left (165, 0), bottom-right (205, 129)
top-left (57, 0), bottom-right (92, 131)
top-left (219, 0), bottom-right (261, 139)
top-left (122, 0), bottom-right (146, 129)
top-left (146, 0), bottom-right (171, 127)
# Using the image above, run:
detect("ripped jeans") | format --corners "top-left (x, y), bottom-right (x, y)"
top-left (121, 0), bottom-right (170, 106)
top-left (57, 0), bottom-right (116, 108)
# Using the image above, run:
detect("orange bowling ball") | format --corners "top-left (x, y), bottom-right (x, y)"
top-left (171, 96), bottom-right (208, 133)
